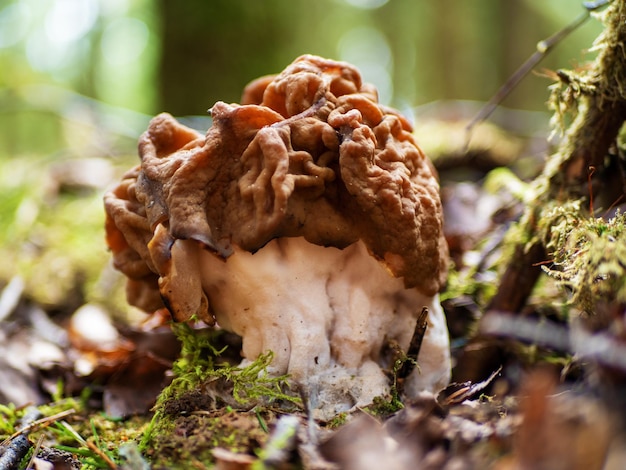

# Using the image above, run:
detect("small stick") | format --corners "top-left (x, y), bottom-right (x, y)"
top-left (24, 434), bottom-right (45, 470)
top-left (588, 165), bottom-right (596, 214)
top-left (466, 0), bottom-right (611, 136)
top-left (0, 434), bottom-right (31, 470)
top-left (397, 307), bottom-right (429, 379)
top-left (58, 420), bottom-right (119, 470)
top-left (86, 440), bottom-right (119, 470)
top-left (0, 407), bottom-right (44, 470)
top-left (439, 366), bottom-right (503, 406)
top-left (0, 409), bottom-right (76, 448)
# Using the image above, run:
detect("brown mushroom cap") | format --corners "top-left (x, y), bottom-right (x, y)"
top-left (104, 54), bottom-right (448, 323)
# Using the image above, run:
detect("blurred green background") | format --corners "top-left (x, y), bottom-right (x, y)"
top-left (0, 0), bottom-right (604, 158)
top-left (0, 0), bottom-right (604, 313)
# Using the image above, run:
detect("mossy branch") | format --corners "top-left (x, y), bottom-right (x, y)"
top-left (489, 0), bottom-right (626, 313)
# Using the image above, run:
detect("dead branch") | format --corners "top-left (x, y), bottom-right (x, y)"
top-left (0, 407), bottom-right (43, 470)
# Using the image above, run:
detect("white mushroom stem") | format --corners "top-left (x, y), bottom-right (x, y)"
top-left (199, 237), bottom-right (450, 415)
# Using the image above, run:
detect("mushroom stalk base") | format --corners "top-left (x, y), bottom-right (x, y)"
top-left (199, 237), bottom-right (450, 418)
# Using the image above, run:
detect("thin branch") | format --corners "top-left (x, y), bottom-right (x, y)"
top-left (86, 440), bottom-right (119, 470)
top-left (466, 0), bottom-right (611, 135)
top-left (0, 409), bottom-right (76, 449)
top-left (25, 434), bottom-right (45, 470)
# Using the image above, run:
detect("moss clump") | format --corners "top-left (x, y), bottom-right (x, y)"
top-left (365, 395), bottom-right (404, 418)
top-left (541, 206), bottom-right (626, 313)
top-left (140, 322), bottom-right (302, 467)
top-left (325, 412), bottom-right (348, 429)
top-left (155, 323), bottom-right (301, 410)
top-left (0, 403), bottom-right (20, 436)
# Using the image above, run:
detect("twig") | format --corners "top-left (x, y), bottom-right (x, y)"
top-left (0, 409), bottom-right (76, 449)
top-left (24, 434), bottom-right (45, 470)
top-left (480, 310), bottom-right (626, 372)
top-left (466, 0), bottom-right (611, 136)
top-left (0, 407), bottom-right (43, 470)
top-left (57, 420), bottom-right (120, 470)
top-left (397, 307), bottom-right (429, 378)
top-left (0, 276), bottom-right (24, 321)
top-left (0, 433), bottom-right (31, 470)
top-left (439, 366), bottom-right (503, 406)
top-left (86, 440), bottom-right (119, 470)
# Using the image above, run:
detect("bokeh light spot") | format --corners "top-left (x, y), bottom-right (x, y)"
top-left (100, 17), bottom-right (149, 66)
top-left (0, 3), bottom-right (31, 49)
top-left (338, 26), bottom-right (393, 104)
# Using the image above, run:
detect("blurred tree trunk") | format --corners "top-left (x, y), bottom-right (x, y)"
top-left (434, 0), bottom-right (460, 99)
top-left (158, 0), bottom-right (276, 115)
top-left (156, 0), bottom-right (339, 116)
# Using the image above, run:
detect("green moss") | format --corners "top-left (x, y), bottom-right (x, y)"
top-left (365, 395), bottom-right (403, 418)
top-left (441, 261), bottom-right (498, 306)
top-left (0, 403), bottom-right (19, 436)
top-left (157, 323), bottom-right (301, 408)
top-left (325, 412), bottom-right (348, 429)
top-left (537, 201), bottom-right (626, 315)
top-left (360, 345), bottom-right (408, 419)
top-left (0, 398), bottom-right (149, 470)
top-left (140, 322), bottom-right (302, 466)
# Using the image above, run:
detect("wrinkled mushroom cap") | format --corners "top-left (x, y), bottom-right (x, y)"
top-left (104, 54), bottom-right (448, 323)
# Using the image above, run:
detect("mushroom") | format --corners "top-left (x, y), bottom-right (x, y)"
top-left (104, 55), bottom-right (450, 416)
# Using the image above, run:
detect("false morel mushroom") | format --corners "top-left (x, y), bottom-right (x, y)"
top-left (104, 55), bottom-right (451, 416)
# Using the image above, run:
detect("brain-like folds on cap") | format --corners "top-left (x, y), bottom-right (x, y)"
top-left (104, 54), bottom-right (448, 323)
